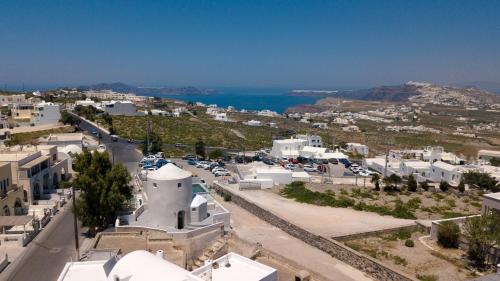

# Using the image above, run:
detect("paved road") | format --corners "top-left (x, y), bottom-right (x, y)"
top-left (1, 117), bottom-right (143, 281)
top-left (1, 205), bottom-right (83, 281)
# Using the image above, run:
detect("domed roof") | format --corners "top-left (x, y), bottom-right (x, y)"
top-left (60, 144), bottom-right (83, 155)
top-left (107, 250), bottom-right (189, 281)
top-left (147, 163), bottom-right (192, 181)
top-left (190, 194), bottom-right (207, 208)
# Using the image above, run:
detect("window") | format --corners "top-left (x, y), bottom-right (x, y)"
top-left (152, 182), bottom-right (157, 188)
top-left (441, 172), bottom-right (444, 177)
top-left (177, 183), bottom-right (182, 188)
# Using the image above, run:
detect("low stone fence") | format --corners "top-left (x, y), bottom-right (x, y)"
top-left (334, 224), bottom-right (422, 242)
top-left (213, 182), bottom-right (417, 281)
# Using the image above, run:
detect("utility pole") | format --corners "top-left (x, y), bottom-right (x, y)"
top-left (383, 138), bottom-right (394, 178)
top-left (71, 185), bottom-right (80, 261)
top-left (146, 120), bottom-right (152, 155)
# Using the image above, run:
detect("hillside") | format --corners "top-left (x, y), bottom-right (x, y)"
top-left (78, 82), bottom-right (215, 96)
top-left (290, 81), bottom-right (499, 105)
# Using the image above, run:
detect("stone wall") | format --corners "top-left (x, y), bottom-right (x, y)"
top-left (334, 224), bottom-right (423, 242)
top-left (213, 182), bottom-right (417, 281)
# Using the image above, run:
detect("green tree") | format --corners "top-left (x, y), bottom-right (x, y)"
top-left (439, 181), bottom-right (449, 192)
top-left (208, 149), bottom-right (225, 160)
top-left (195, 139), bottom-right (206, 158)
top-left (437, 221), bottom-right (460, 248)
top-left (141, 130), bottom-right (162, 155)
top-left (101, 113), bottom-right (113, 127)
top-left (462, 171), bottom-right (499, 191)
top-left (490, 157), bottom-right (500, 167)
top-left (463, 212), bottom-right (500, 267)
top-left (407, 174), bottom-right (417, 192)
top-left (73, 150), bottom-right (132, 236)
top-left (371, 173), bottom-right (381, 191)
top-left (383, 174), bottom-right (402, 191)
top-left (458, 179), bottom-right (465, 193)
top-left (59, 111), bottom-right (81, 126)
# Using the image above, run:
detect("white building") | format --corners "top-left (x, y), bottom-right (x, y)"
top-left (38, 133), bottom-right (84, 150)
top-left (428, 161), bottom-right (476, 186)
top-left (482, 192), bottom-right (500, 214)
top-left (363, 157), bottom-right (399, 176)
top-left (144, 164), bottom-right (193, 229)
top-left (312, 122), bottom-right (328, 129)
top-left (102, 100), bottom-right (138, 116)
top-left (245, 120), bottom-right (262, 126)
top-left (296, 134), bottom-right (323, 148)
top-left (124, 164), bottom-right (230, 232)
top-left (214, 113), bottom-right (230, 122)
top-left (31, 102), bottom-right (61, 125)
top-left (346, 143), bottom-right (369, 157)
top-left (270, 138), bottom-right (308, 159)
top-left (257, 109), bottom-right (279, 117)
top-left (75, 98), bottom-right (98, 107)
top-left (57, 250), bottom-right (277, 281)
top-left (399, 160), bottom-right (430, 178)
top-left (478, 150), bottom-right (500, 162)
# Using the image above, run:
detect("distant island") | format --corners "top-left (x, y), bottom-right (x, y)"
top-left (78, 82), bottom-right (216, 96)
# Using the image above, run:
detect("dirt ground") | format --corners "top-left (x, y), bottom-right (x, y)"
top-left (344, 231), bottom-right (476, 281)
top-left (301, 182), bottom-right (483, 220)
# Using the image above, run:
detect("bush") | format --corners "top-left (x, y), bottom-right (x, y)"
top-left (404, 239), bottom-right (415, 247)
top-left (223, 193), bottom-right (232, 202)
top-left (419, 181), bottom-right (430, 191)
top-left (458, 179), bottom-right (465, 193)
top-left (437, 221), bottom-right (460, 248)
top-left (407, 174), bottom-right (417, 192)
top-left (439, 181), bottom-right (449, 192)
top-left (417, 274), bottom-right (438, 281)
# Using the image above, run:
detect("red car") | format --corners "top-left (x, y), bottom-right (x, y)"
top-left (288, 158), bottom-right (299, 164)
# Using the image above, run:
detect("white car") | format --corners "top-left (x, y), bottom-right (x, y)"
top-left (212, 167), bottom-right (226, 174)
top-left (285, 164), bottom-right (296, 170)
top-left (145, 154), bottom-right (156, 162)
top-left (303, 165), bottom-right (317, 172)
top-left (196, 161), bottom-right (209, 168)
top-left (200, 163), bottom-right (211, 169)
top-left (214, 171), bottom-right (231, 177)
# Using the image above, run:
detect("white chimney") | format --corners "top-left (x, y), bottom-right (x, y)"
top-left (156, 250), bottom-right (165, 260)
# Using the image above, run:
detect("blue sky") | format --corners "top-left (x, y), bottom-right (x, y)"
top-left (1, 0), bottom-right (499, 89)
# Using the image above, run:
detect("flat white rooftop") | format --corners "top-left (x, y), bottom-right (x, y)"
top-left (57, 260), bottom-right (110, 281)
top-left (188, 252), bottom-right (277, 281)
top-left (483, 192), bottom-right (500, 201)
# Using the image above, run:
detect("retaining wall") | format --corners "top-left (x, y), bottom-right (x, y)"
top-left (213, 182), bottom-right (417, 281)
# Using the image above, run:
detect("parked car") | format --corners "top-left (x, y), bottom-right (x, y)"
top-left (111, 135), bottom-right (118, 142)
top-left (187, 159), bottom-right (197, 165)
top-left (303, 164), bottom-right (317, 172)
top-left (262, 158), bottom-right (274, 166)
top-left (182, 154), bottom-right (197, 160)
top-left (145, 154), bottom-right (156, 162)
top-left (91, 128), bottom-right (98, 135)
top-left (211, 166), bottom-right (224, 173)
top-left (285, 164), bottom-right (296, 170)
top-left (350, 164), bottom-right (360, 173)
top-left (214, 171), bottom-right (231, 177)
top-left (127, 138), bottom-right (133, 143)
top-left (359, 170), bottom-right (372, 177)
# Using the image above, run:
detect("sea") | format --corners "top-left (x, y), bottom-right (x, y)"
top-left (156, 88), bottom-right (322, 113)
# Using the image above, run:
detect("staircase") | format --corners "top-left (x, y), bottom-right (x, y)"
top-left (192, 237), bottom-right (227, 269)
